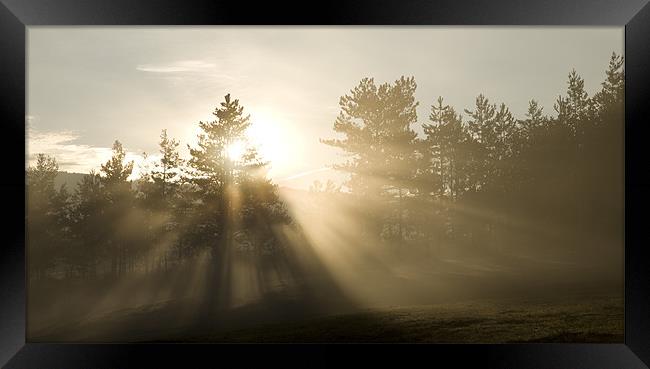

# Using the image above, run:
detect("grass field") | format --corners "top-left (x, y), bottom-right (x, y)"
top-left (29, 251), bottom-right (623, 343)
top-left (164, 295), bottom-right (623, 343)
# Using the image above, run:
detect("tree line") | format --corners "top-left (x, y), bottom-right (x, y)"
top-left (27, 94), bottom-right (290, 282)
top-left (321, 52), bottom-right (623, 259)
top-left (27, 53), bottom-right (624, 283)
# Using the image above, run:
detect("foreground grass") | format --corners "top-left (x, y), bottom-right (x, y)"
top-left (180, 295), bottom-right (623, 343)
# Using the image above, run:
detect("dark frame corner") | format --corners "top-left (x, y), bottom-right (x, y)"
top-left (1, 0), bottom-right (649, 367)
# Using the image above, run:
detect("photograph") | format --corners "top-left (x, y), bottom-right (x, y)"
top-left (25, 26), bottom-right (624, 343)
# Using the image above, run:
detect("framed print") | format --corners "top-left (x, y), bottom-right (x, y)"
top-left (1, 0), bottom-right (649, 367)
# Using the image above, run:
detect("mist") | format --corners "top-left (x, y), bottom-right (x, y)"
top-left (26, 41), bottom-right (623, 343)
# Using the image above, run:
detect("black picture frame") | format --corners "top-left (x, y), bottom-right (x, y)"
top-left (1, 0), bottom-right (649, 367)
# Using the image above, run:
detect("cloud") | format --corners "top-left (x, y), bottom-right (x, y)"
top-left (135, 60), bottom-right (241, 89)
top-left (27, 128), bottom-right (112, 173)
top-left (26, 128), bottom-right (147, 180)
top-left (136, 60), bottom-right (216, 73)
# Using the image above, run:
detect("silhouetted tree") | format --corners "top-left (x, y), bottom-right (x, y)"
top-left (71, 170), bottom-right (106, 277)
top-left (150, 129), bottom-right (184, 203)
top-left (423, 96), bottom-right (471, 200)
top-left (27, 154), bottom-right (65, 281)
top-left (99, 140), bottom-right (136, 276)
top-left (322, 76), bottom-right (420, 244)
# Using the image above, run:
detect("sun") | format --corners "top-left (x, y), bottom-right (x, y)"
top-left (246, 115), bottom-right (292, 169)
top-left (220, 112), bottom-right (297, 178)
top-left (225, 140), bottom-right (246, 161)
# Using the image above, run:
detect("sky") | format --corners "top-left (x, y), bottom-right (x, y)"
top-left (27, 27), bottom-right (623, 189)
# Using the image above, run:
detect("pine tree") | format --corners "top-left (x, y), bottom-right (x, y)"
top-left (27, 154), bottom-right (61, 281)
top-left (423, 96), bottom-right (467, 200)
top-left (186, 94), bottom-right (272, 261)
top-left (149, 129), bottom-right (184, 203)
top-left (27, 154), bottom-right (58, 204)
top-left (100, 140), bottom-right (134, 200)
top-left (555, 69), bottom-right (593, 146)
top-left (594, 52), bottom-right (624, 111)
top-left (99, 140), bottom-right (135, 277)
top-left (72, 170), bottom-right (106, 277)
top-left (580, 52), bottom-right (624, 242)
top-left (322, 76), bottom-right (420, 242)
top-left (420, 97), bottom-right (467, 254)
top-left (464, 94), bottom-right (496, 191)
top-left (520, 100), bottom-right (546, 140)
top-left (188, 94), bottom-right (264, 195)
top-left (464, 95), bottom-right (519, 192)
top-left (516, 99), bottom-right (549, 188)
